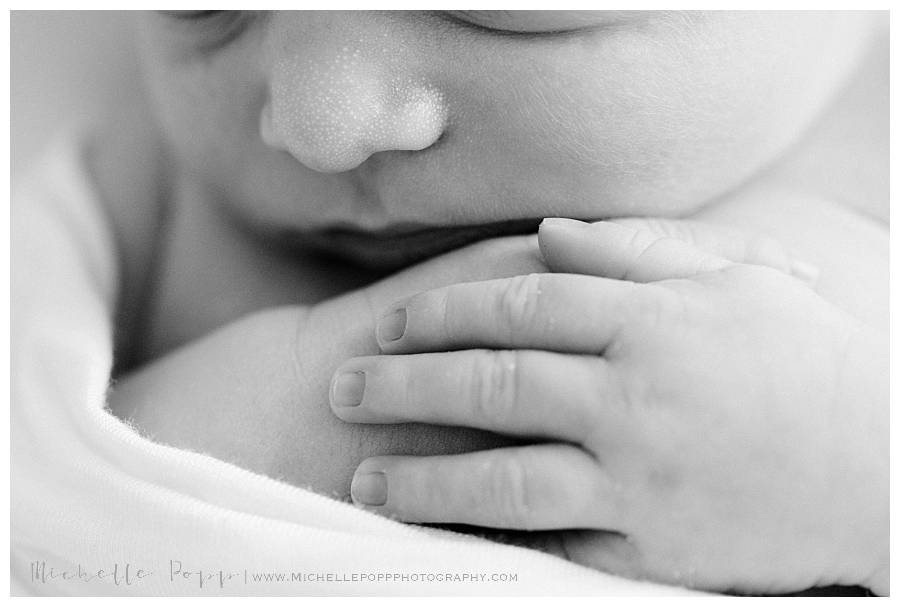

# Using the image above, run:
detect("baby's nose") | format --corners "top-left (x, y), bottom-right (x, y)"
top-left (260, 47), bottom-right (447, 174)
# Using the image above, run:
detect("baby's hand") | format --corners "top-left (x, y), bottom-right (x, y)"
top-left (331, 218), bottom-right (888, 594)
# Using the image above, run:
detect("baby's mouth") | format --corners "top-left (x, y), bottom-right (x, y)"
top-left (278, 218), bottom-right (544, 270)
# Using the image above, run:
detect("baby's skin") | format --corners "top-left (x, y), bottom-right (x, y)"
top-left (109, 207), bottom-right (887, 595)
top-left (99, 10), bottom-right (887, 595)
top-left (336, 218), bottom-right (887, 594)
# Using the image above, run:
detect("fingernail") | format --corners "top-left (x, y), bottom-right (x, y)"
top-left (790, 259), bottom-right (820, 286)
top-left (539, 217), bottom-right (589, 231)
top-left (331, 371), bottom-right (366, 407)
top-left (377, 308), bottom-right (407, 343)
top-left (351, 471), bottom-right (387, 506)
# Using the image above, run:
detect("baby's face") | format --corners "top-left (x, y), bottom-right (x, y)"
top-left (136, 11), bottom-right (873, 267)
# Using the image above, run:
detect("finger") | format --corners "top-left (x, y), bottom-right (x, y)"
top-left (350, 445), bottom-right (622, 531)
top-left (331, 350), bottom-right (620, 444)
top-left (610, 217), bottom-right (793, 272)
top-left (561, 530), bottom-right (650, 584)
top-left (610, 217), bottom-right (819, 285)
top-left (538, 218), bottom-right (733, 282)
top-left (375, 272), bottom-right (641, 353)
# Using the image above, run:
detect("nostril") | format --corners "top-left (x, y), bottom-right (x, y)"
top-left (262, 86), bottom-right (448, 173)
top-left (259, 101), bottom-right (283, 151)
top-left (263, 46), bottom-right (448, 174)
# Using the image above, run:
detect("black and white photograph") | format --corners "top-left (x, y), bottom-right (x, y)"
top-left (10, 8), bottom-right (890, 597)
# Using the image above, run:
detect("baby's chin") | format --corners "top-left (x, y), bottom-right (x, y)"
top-left (273, 218), bottom-right (544, 271)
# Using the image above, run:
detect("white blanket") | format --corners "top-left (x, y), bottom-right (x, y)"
top-left (11, 132), bottom-right (693, 596)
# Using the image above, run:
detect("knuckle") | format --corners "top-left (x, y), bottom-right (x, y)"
top-left (623, 230), bottom-right (667, 281)
top-left (433, 287), bottom-right (456, 342)
top-left (471, 350), bottom-right (520, 427)
top-left (625, 285), bottom-right (682, 329)
top-left (676, 220), bottom-right (709, 246)
top-left (624, 225), bottom-right (658, 254)
top-left (626, 217), bottom-right (679, 240)
top-left (495, 273), bottom-right (544, 340)
top-left (487, 452), bottom-right (532, 528)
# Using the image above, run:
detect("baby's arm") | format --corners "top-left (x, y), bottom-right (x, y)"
top-left (107, 235), bottom-right (547, 494)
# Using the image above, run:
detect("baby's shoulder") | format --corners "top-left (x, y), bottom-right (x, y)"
top-left (86, 96), bottom-right (172, 371)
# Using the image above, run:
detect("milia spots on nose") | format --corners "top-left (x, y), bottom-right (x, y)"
top-left (262, 44), bottom-right (447, 173)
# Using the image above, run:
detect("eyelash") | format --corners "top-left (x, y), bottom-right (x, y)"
top-left (164, 10), bottom-right (583, 55)
top-left (436, 12), bottom-right (544, 37)
top-left (432, 11), bottom-right (596, 43)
